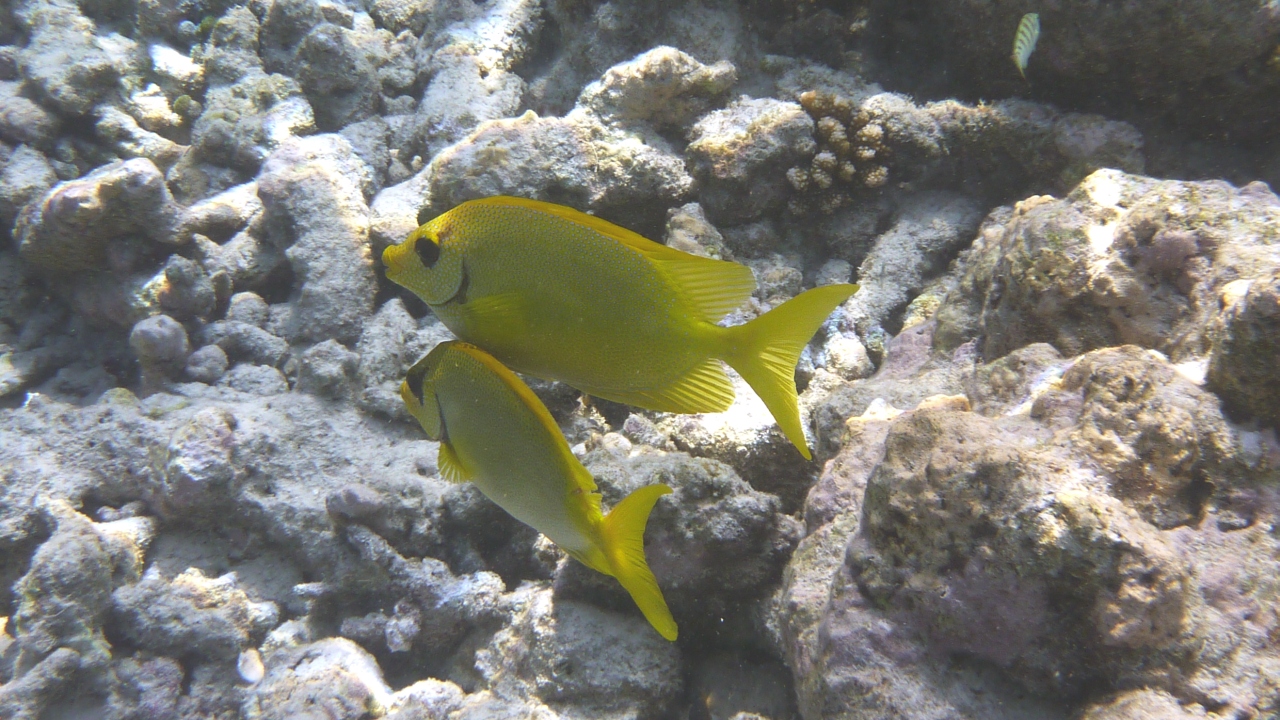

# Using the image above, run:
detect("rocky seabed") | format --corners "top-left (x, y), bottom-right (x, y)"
top-left (1, 0), bottom-right (1279, 718)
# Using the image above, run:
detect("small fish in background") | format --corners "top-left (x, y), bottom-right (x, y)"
top-left (383, 196), bottom-right (859, 460)
top-left (401, 341), bottom-right (679, 641)
top-left (1012, 12), bottom-right (1040, 79)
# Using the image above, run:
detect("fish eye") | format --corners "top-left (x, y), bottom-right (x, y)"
top-left (415, 234), bottom-right (441, 268)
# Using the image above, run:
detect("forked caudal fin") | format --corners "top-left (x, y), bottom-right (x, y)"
top-left (599, 483), bottom-right (677, 641)
top-left (720, 283), bottom-right (859, 460)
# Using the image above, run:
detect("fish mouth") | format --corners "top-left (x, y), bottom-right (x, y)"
top-left (382, 240), bottom-right (410, 277)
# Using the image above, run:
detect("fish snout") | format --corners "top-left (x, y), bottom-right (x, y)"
top-left (382, 238), bottom-right (411, 274)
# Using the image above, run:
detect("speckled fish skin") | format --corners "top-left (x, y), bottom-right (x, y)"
top-left (383, 196), bottom-right (859, 459)
top-left (401, 340), bottom-right (678, 641)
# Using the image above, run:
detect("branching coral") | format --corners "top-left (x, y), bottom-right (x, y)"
top-left (786, 90), bottom-right (890, 214)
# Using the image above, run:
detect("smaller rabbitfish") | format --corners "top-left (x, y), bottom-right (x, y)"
top-left (1012, 12), bottom-right (1040, 79)
top-left (401, 341), bottom-right (678, 641)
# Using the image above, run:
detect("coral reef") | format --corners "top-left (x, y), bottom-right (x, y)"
top-left (558, 449), bottom-right (802, 639)
top-left (785, 89), bottom-right (892, 214)
top-left (833, 190), bottom-right (983, 340)
top-left (1206, 270), bottom-right (1280, 429)
top-left (256, 134), bottom-right (376, 344)
top-left (775, 77), bottom-right (1146, 208)
top-left (686, 96), bottom-right (814, 224)
top-left (16, 158), bottom-right (181, 272)
top-left (775, 344), bottom-right (1280, 718)
top-left (933, 170), bottom-right (1280, 361)
top-left (112, 567), bottom-right (279, 662)
top-left (0, 0), bottom-right (1278, 717)
top-left (418, 45), bottom-right (733, 235)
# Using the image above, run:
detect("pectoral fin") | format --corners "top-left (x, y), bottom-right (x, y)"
top-left (457, 292), bottom-right (526, 337)
top-left (437, 439), bottom-right (471, 483)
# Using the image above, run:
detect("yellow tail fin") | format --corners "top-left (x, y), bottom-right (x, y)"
top-left (600, 483), bottom-right (678, 641)
top-left (721, 283), bottom-right (859, 460)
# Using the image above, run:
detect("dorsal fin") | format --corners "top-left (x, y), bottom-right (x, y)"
top-left (469, 196), bottom-right (756, 322)
top-left (643, 251), bottom-right (756, 323)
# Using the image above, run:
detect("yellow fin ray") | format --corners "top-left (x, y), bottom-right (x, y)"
top-left (458, 292), bottom-right (525, 334)
top-left (600, 483), bottom-right (677, 641)
top-left (437, 440), bottom-right (471, 483)
top-left (472, 196), bottom-right (671, 254)
top-left (721, 284), bottom-right (859, 460)
top-left (573, 464), bottom-right (604, 516)
top-left (595, 357), bottom-right (735, 414)
top-left (644, 253), bottom-right (756, 322)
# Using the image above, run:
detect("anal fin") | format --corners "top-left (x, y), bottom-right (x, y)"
top-left (595, 357), bottom-right (735, 414)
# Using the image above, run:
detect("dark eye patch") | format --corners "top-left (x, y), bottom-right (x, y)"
top-left (415, 235), bottom-right (441, 268)
top-left (405, 363), bottom-right (429, 404)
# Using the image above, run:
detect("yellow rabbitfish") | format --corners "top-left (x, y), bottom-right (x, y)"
top-left (401, 341), bottom-right (678, 641)
top-left (383, 197), bottom-right (858, 460)
top-left (1012, 12), bottom-right (1040, 79)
